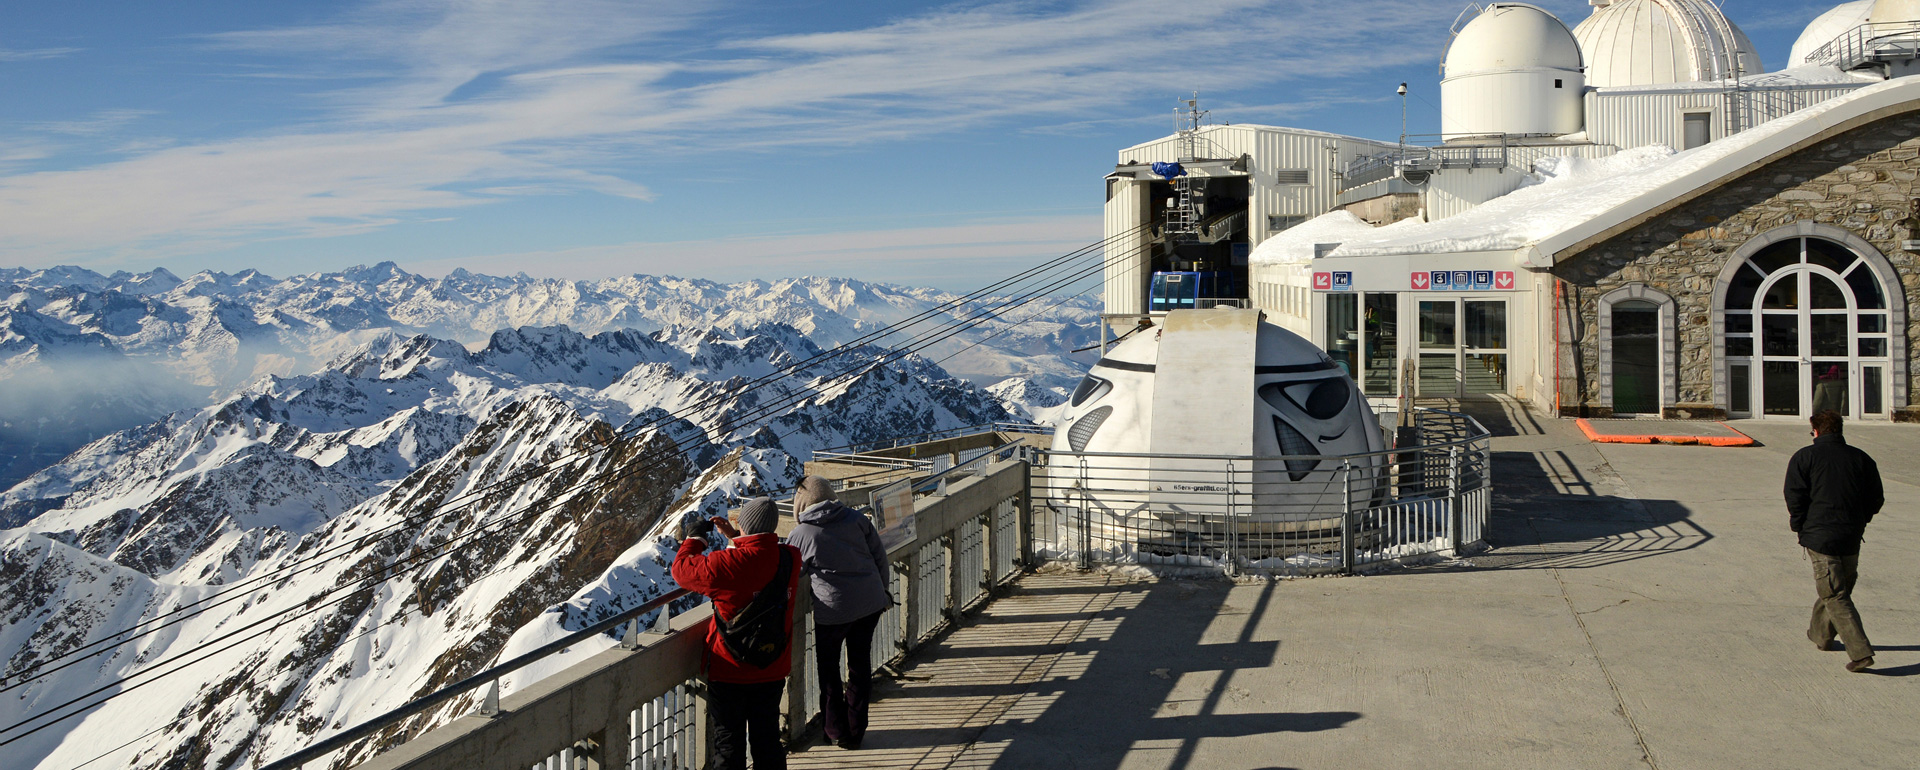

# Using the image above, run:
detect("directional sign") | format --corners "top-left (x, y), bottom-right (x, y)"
top-left (1330, 271), bottom-right (1352, 290)
top-left (1313, 272), bottom-right (1331, 290)
top-left (1411, 271), bottom-right (1430, 289)
top-left (1430, 270), bottom-right (1451, 289)
top-left (1495, 271), bottom-right (1515, 289)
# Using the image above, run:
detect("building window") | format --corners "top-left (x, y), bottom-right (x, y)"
top-left (1554, 78), bottom-right (1563, 88)
top-left (1268, 214), bottom-right (1305, 232)
top-left (1717, 233), bottom-right (1899, 419)
top-left (1274, 169), bottom-right (1310, 185)
top-left (1683, 112), bottom-right (1711, 150)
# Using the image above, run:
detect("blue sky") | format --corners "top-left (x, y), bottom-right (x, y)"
top-left (0, 0), bottom-right (1835, 290)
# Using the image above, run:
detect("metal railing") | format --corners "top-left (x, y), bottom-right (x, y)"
top-left (818, 421), bottom-right (1054, 455)
top-left (1344, 134), bottom-right (1511, 189)
top-left (1805, 21), bottom-right (1920, 72)
top-left (1030, 408), bottom-right (1491, 577)
top-left (306, 459), bottom-right (1029, 770)
top-left (289, 407), bottom-right (1487, 768)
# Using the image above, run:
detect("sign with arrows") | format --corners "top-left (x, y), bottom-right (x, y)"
top-left (1407, 269), bottom-right (1523, 291)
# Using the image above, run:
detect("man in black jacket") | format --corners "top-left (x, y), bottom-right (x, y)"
top-left (1784, 410), bottom-right (1883, 672)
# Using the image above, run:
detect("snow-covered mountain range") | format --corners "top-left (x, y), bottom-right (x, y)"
top-left (2, 263), bottom-right (1094, 491)
top-left (0, 263), bottom-right (1093, 770)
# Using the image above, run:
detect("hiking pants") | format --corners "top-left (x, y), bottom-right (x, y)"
top-left (1807, 548), bottom-right (1874, 663)
top-left (707, 679), bottom-right (785, 770)
top-left (814, 609), bottom-right (884, 744)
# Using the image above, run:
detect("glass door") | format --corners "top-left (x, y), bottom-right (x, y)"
top-left (1414, 297), bottom-right (1508, 398)
top-left (1728, 237), bottom-right (1893, 419)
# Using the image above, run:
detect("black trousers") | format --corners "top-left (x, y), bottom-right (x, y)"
top-left (707, 679), bottom-right (785, 770)
top-left (814, 610), bottom-right (884, 743)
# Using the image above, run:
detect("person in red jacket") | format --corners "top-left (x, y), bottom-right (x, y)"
top-left (671, 497), bottom-right (800, 770)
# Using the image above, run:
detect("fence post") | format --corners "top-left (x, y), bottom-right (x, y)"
top-left (896, 557), bottom-right (917, 655)
top-left (1447, 445), bottom-right (1463, 554)
top-left (783, 589), bottom-right (813, 747)
top-left (1223, 460), bottom-right (1238, 578)
top-left (1076, 459), bottom-right (1092, 571)
top-left (1340, 460), bottom-right (1356, 575)
top-left (1017, 461), bottom-right (1034, 569)
top-left (944, 532), bottom-right (962, 623)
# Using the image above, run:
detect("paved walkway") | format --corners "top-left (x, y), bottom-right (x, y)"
top-left (794, 404), bottom-right (1920, 770)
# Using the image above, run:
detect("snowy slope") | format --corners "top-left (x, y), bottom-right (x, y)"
top-left (0, 318), bottom-right (1014, 770)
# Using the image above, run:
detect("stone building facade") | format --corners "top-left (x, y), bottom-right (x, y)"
top-left (1551, 111), bottom-right (1920, 420)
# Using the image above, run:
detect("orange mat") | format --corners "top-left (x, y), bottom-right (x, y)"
top-left (1575, 418), bottom-right (1757, 447)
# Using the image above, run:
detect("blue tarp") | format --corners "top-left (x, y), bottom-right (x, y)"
top-left (1151, 161), bottom-right (1186, 180)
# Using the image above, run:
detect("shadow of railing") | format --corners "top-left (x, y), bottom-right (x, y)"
top-left (832, 576), bottom-right (1359, 770)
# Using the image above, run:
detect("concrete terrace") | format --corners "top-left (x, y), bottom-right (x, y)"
top-left (794, 403), bottom-right (1920, 770)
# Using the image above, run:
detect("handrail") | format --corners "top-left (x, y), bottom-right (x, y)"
top-left (258, 588), bottom-right (693, 770)
top-left (1805, 20), bottom-right (1920, 70)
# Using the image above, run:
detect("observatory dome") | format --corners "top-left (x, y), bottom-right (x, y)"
top-left (1871, 0), bottom-right (1920, 23)
top-left (1440, 3), bottom-right (1584, 136)
top-left (1574, 0), bottom-right (1763, 87)
top-left (1792, 1), bottom-right (1874, 68)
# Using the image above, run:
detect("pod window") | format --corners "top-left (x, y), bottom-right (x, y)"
top-left (1258, 377), bottom-right (1350, 420)
top-left (1069, 374), bottom-right (1113, 407)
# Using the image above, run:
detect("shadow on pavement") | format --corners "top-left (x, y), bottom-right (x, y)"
top-left (839, 576), bottom-right (1360, 770)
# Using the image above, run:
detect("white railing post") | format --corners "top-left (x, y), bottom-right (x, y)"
top-left (1447, 445), bottom-right (1463, 554)
top-left (1224, 459), bottom-right (1239, 578)
top-left (1340, 460), bottom-right (1356, 575)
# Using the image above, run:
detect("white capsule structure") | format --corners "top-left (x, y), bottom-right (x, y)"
top-left (1047, 309), bottom-right (1387, 551)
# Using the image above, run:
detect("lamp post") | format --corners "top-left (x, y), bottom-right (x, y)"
top-left (1397, 82), bottom-right (1408, 145)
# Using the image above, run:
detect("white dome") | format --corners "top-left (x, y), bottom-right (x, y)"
top-left (1444, 3), bottom-right (1585, 76)
top-left (1871, 0), bottom-right (1920, 23)
top-left (1793, 1), bottom-right (1874, 67)
top-left (1574, 0), bottom-right (1764, 87)
top-left (1440, 3), bottom-right (1585, 136)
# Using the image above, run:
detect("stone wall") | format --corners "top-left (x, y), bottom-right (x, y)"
top-left (1551, 111), bottom-right (1920, 418)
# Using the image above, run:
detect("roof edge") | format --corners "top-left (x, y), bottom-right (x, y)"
top-left (1532, 77), bottom-right (1920, 267)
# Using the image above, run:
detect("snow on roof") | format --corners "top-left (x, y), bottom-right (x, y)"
top-left (1325, 146), bottom-right (1678, 258)
top-left (1320, 76), bottom-right (1920, 264)
top-left (1248, 210), bottom-right (1419, 266)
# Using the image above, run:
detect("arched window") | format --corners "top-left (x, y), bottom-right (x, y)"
top-left (1714, 224), bottom-right (1905, 419)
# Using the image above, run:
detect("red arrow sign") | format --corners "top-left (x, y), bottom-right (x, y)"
top-left (1313, 272), bottom-right (1331, 290)
top-left (1494, 271), bottom-right (1515, 289)
top-left (1411, 272), bottom-right (1429, 289)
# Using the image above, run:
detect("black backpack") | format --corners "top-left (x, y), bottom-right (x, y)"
top-left (717, 547), bottom-right (794, 669)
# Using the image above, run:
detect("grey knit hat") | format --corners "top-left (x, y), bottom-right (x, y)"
top-left (790, 475), bottom-right (836, 514)
top-left (734, 497), bottom-right (777, 536)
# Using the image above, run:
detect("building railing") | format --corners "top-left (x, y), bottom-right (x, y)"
top-left (1805, 21), bottom-right (1920, 72)
top-left (1343, 134), bottom-right (1511, 189)
top-left (1029, 408), bottom-right (1491, 576)
top-left (817, 421), bottom-right (1053, 455)
top-left (276, 408), bottom-right (1486, 768)
top-left (285, 458), bottom-right (1030, 770)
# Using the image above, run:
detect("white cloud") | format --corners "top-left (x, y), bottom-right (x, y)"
top-left (0, 47), bottom-right (81, 62)
top-left (1, 0), bottom-right (1465, 264)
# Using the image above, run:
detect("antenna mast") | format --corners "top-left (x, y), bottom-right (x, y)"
top-left (1166, 93), bottom-right (1209, 250)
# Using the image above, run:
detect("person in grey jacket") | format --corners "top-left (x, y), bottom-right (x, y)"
top-left (783, 475), bottom-right (891, 749)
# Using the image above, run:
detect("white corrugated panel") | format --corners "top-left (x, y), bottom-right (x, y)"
top-left (1103, 179), bottom-right (1148, 316)
top-left (1586, 85), bottom-right (1868, 150)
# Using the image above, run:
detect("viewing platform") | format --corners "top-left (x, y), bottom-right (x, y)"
top-left (274, 401), bottom-right (1920, 770)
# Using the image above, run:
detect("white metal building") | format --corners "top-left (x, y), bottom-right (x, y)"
top-left (1101, 0), bottom-right (1920, 422)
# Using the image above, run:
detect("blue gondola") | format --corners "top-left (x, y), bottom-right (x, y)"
top-left (1147, 271), bottom-right (1237, 311)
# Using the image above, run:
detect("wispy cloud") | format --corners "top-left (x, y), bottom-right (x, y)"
top-left (1, 0), bottom-right (1464, 263)
top-left (0, 47), bottom-right (82, 62)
